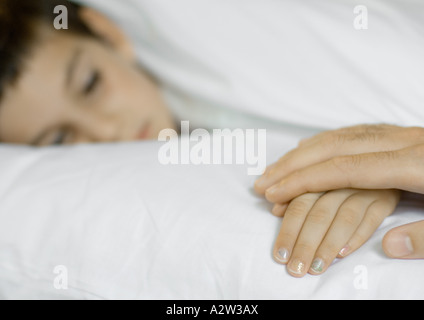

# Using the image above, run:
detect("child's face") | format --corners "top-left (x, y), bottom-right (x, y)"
top-left (0, 11), bottom-right (176, 146)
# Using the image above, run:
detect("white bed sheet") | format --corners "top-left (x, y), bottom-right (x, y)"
top-left (0, 129), bottom-right (423, 300)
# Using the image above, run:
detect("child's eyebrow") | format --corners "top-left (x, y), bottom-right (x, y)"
top-left (66, 47), bottom-right (83, 87)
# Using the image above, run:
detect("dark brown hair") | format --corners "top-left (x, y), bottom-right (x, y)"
top-left (0, 0), bottom-right (94, 101)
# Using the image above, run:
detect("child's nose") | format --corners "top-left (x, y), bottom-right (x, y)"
top-left (89, 118), bottom-right (120, 142)
top-left (73, 113), bottom-right (121, 143)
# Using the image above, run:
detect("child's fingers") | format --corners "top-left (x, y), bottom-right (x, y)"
top-left (273, 193), bottom-right (324, 265)
top-left (308, 191), bottom-right (379, 275)
top-left (274, 188), bottom-right (401, 278)
top-left (276, 189), bottom-right (357, 277)
top-left (337, 190), bottom-right (401, 258)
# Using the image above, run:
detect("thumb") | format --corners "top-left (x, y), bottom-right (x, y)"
top-left (383, 221), bottom-right (424, 259)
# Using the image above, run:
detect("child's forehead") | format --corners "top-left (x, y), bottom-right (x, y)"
top-left (29, 28), bottom-right (96, 68)
top-left (6, 32), bottom-right (85, 96)
top-left (25, 33), bottom-right (73, 69)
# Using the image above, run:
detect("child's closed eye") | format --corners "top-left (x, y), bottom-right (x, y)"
top-left (83, 69), bottom-right (101, 96)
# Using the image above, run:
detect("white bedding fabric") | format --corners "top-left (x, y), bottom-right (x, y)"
top-left (1, 0), bottom-right (424, 300)
top-left (0, 129), bottom-right (423, 300)
top-left (77, 0), bottom-right (424, 131)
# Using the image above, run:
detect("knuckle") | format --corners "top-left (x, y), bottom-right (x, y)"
top-left (373, 150), bottom-right (399, 162)
top-left (286, 201), bottom-right (310, 220)
top-left (320, 133), bottom-right (344, 151)
top-left (366, 208), bottom-right (386, 227)
top-left (286, 193), bottom-right (322, 219)
top-left (363, 124), bottom-right (387, 134)
top-left (342, 125), bottom-right (379, 142)
top-left (294, 241), bottom-right (315, 254)
top-left (345, 124), bottom-right (393, 143)
top-left (361, 124), bottom-right (391, 134)
top-left (339, 207), bottom-right (362, 227)
top-left (332, 155), bottom-right (359, 172)
top-left (352, 131), bottom-right (377, 143)
top-left (307, 209), bottom-right (330, 225)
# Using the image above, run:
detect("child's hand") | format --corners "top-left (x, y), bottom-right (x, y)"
top-left (272, 188), bottom-right (401, 277)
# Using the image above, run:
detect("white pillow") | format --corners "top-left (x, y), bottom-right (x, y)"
top-left (0, 129), bottom-right (423, 300)
top-left (78, 0), bottom-right (424, 130)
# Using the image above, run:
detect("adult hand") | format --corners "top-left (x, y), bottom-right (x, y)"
top-left (255, 124), bottom-right (424, 259)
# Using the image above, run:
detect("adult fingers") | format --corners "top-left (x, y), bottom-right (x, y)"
top-left (255, 126), bottom-right (424, 195)
top-left (298, 124), bottom-right (402, 147)
top-left (265, 144), bottom-right (424, 205)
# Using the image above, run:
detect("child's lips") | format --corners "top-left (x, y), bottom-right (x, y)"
top-left (136, 122), bottom-right (151, 140)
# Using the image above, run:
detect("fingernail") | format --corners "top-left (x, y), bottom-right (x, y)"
top-left (339, 245), bottom-right (350, 257)
top-left (266, 185), bottom-right (279, 197)
top-left (275, 248), bottom-right (290, 263)
top-left (386, 233), bottom-right (414, 258)
top-left (288, 259), bottom-right (306, 275)
top-left (310, 258), bottom-right (325, 274)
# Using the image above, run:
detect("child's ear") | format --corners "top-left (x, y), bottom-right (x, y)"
top-left (78, 7), bottom-right (136, 61)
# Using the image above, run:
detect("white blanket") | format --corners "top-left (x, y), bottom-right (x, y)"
top-left (0, 130), bottom-right (423, 300)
